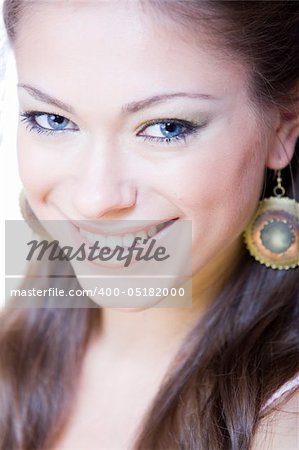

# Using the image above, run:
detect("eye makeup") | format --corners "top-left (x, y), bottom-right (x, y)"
top-left (20, 111), bottom-right (78, 136)
top-left (19, 110), bottom-right (209, 146)
top-left (137, 118), bottom-right (207, 146)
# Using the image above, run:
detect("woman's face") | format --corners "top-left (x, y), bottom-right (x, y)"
top-left (15, 1), bottom-right (277, 307)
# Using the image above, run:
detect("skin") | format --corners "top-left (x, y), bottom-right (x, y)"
top-left (13, 1), bottom-right (299, 448)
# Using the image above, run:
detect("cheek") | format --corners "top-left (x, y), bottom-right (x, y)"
top-left (17, 129), bottom-right (71, 201)
top-left (166, 138), bottom-right (265, 237)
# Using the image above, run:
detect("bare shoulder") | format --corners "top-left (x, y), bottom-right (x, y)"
top-left (251, 388), bottom-right (299, 450)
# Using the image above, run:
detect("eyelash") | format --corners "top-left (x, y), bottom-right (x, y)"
top-left (20, 111), bottom-right (76, 136)
top-left (20, 111), bottom-right (204, 145)
top-left (137, 119), bottom-right (203, 145)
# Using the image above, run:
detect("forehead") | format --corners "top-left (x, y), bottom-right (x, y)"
top-left (15, 0), bottom-right (248, 112)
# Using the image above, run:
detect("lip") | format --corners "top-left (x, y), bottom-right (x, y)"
top-left (66, 217), bottom-right (179, 269)
top-left (70, 217), bottom-right (179, 236)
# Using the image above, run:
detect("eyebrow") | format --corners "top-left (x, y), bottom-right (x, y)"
top-left (18, 84), bottom-right (76, 114)
top-left (122, 92), bottom-right (217, 113)
top-left (18, 84), bottom-right (217, 115)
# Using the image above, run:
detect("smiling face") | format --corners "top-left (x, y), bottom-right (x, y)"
top-left (14, 0), bottom-right (278, 307)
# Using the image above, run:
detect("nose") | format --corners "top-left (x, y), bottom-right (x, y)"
top-left (72, 142), bottom-right (137, 218)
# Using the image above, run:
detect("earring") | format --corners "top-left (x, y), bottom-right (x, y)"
top-left (243, 170), bottom-right (299, 270)
top-left (19, 190), bottom-right (49, 238)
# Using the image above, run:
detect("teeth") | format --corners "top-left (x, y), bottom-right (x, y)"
top-left (136, 230), bottom-right (148, 243)
top-left (79, 221), bottom-right (169, 249)
top-left (97, 235), bottom-right (107, 247)
top-left (106, 235), bottom-right (123, 249)
top-left (123, 233), bottom-right (135, 247)
top-left (148, 225), bottom-right (158, 237)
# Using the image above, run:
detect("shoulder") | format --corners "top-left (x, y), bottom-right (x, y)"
top-left (251, 387), bottom-right (299, 450)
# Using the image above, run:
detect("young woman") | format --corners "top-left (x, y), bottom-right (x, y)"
top-left (1, 1), bottom-right (299, 449)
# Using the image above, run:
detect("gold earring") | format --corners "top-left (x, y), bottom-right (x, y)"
top-left (19, 190), bottom-right (49, 238)
top-left (243, 170), bottom-right (299, 270)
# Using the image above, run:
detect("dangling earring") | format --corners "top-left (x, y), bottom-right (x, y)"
top-left (19, 190), bottom-right (50, 238)
top-left (243, 170), bottom-right (299, 270)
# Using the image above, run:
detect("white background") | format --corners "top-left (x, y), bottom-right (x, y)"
top-left (1, 0), bottom-right (23, 308)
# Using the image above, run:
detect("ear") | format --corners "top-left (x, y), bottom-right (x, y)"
top-left (266, 110), bottom-right (299, 170)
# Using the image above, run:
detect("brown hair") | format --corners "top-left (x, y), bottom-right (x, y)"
top-left (1, 1), bottom-right (299, 449)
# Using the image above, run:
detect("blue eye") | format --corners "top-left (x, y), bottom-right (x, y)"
top-left (159, 122), bottom-right (184, 138)
top-left (138, 119), bottom-right (202, 145)
top-left (43, 114), bottom-right (70, 130)
top-left (20, 112), bottom-right (78, 135)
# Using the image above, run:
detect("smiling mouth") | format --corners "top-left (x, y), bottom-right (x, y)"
top-left (78, 218), bottom-right (179, 249)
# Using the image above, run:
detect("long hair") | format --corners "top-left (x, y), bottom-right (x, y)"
top-left (1, 1), bottom-right (299, 449)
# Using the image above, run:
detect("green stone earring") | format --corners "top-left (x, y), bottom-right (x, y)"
top-left (243, 170), bottom-right (299, 270)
